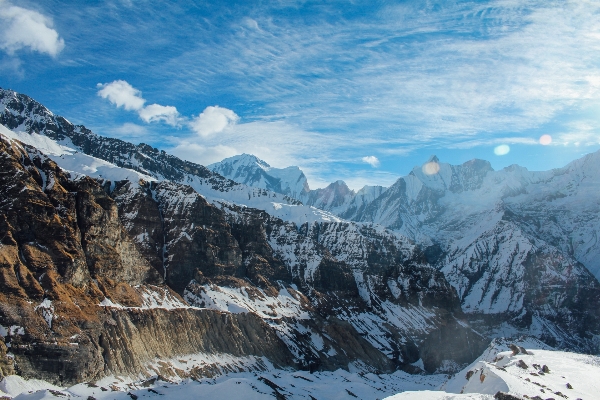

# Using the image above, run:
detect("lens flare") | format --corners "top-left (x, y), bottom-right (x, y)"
top-left (539, 134), bottom-right (552, 145)
top-left (422, 161), bottom-right (440, 175)
top-left (494, 144), bottom-right (510, 156)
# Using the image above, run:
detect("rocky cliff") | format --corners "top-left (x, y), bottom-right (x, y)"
top-left (0, 136), bottom-right (294, 385)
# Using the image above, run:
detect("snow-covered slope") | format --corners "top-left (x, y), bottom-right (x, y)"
top-left (9, 338), bottom-right (600, 400)
top-left (390, 338), bottom-right (600, 399)
top-left (345, 154), bottom-right (600, 351)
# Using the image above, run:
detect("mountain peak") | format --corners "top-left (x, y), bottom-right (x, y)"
top-left (209, 153), bottom-right (310, 199)
top-left (427, 155), bottom-right (440, 163)
top-left (210, 153), bottom-right (271, 170)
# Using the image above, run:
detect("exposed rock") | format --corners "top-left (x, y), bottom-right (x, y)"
top-left (494, 392), bottom-right (523, 400)
top-left (542, 365), bottom-right (550, 373)
top-left (509, 344), bottom-right (520, 355)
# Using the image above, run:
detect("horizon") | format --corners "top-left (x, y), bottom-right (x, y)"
top-left (1, 0), bottom-right (600, 190)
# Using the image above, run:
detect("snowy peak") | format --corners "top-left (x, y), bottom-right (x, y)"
top-left (209, 153), bottom-right (310, 199)
top-left (305, 180), bottom-right (355, 212)
top-left (210, 153), bottom-right (390, 216)
top-left (409, 157), bottom-right (493, 194)
top-left (212, 153), bottom-right (271, 172)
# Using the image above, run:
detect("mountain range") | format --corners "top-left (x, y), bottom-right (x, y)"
top-left (0, 87), bottom-right (599, 399)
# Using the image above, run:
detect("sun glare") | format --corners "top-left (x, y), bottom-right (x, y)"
top-left (539, 134), bottom-right (552, 145)
top-left (494, 144), bottom-right (510, 156)
top-left (422, 161), bottom-right (440, 175)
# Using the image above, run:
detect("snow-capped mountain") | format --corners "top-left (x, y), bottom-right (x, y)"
top-left (346, 154), bottom-right (600, 349)
top-left (209, 153), bottom-right (387, 215)
top-left (0, 89), bottom-right (349, 225)
top-left (208, 154), bottom-right (310, 200)
top-left (0, 88), bottom-right (490, 387)
top-left (1, 87), bottom-right (600, 398)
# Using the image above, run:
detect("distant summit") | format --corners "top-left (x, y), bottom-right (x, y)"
top-left (209, 153), bottom-right (388, 215)
top-left (209, 153), bottom-right (310, 200)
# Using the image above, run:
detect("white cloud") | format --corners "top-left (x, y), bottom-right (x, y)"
top-left (138, 104), bottom-right (179, 126)
top-left (242, 17), bottom-right (260, 31)
top-left (0, 1), bottom-right (65, 57)
top-left (98, 80), bottom-right (180, 126)
top-left (557, 132), bottom-right (600, 146)
top-left (189, 106), bottom-right (239, 137)
top-left (98, 80), bottom-right (146, 111)
top-left (448, 137), bottom-right (538, 149)
top-left (169, 120), bottom-right (381, 190)
top-left (361, 156), bottom-right (380, 167)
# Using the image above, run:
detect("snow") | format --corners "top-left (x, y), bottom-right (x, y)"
top-left (5, 339), bottom-right (600, 400)
top-left (183, 282), bottom-right (309, 320)
top-left (99, 286), bottom-right (191, 310)
top-left (0, 375), bottom-right (62, 398)
top-left (386, 391), bottom-right (492, 399)
top-left (10, 365), bottom-right (446, 400)
top-left (34, 299), bottom-right (54, 328)
top-left (0, 124), bottom-right (155, 184)
top-left (209, 153), bottom-right (310, 200)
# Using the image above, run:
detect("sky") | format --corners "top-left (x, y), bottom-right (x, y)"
top-left (1, 0), bottom-right (600, 190)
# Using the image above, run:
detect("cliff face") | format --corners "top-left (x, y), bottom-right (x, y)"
top-left (0, 137), bottom-right (295, 385)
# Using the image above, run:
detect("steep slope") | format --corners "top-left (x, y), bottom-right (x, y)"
top-left (112, 177), bottom-right (483, 373)
top-left (208, 154), bottom-right (310, 200)
top-left (0, 134), bottom-right (294, 385)
top-left (352, 156), bottom-right (600, 351)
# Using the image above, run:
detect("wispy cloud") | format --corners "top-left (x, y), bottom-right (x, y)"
top-left (111, 122), bottom-right (148, 138)
top-left (21, 0), bottom-right (600, 186)
top-left (0, 0), bottom-right (65, 57)
top-left (154, 0), bottom-right (600, 144)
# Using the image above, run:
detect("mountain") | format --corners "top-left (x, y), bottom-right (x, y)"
top-left (0, 88), bottom-right (486, 387)
top-left (350, 155), bottom-right (600, 348)
top-left (208, 154), bottom-right (310, 200)
top-left (1, 87), bottom-right (600, 397)
top-left (209, 153), bottom-right (387, 215)
top-left (0, 89), bottom-right (352, 226)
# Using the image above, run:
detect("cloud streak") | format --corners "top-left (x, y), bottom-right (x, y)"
top-left (154, 0), bottom-right (600, 146)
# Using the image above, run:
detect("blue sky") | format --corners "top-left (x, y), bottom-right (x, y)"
top-left (1, 0), bottom-right (600, 190)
